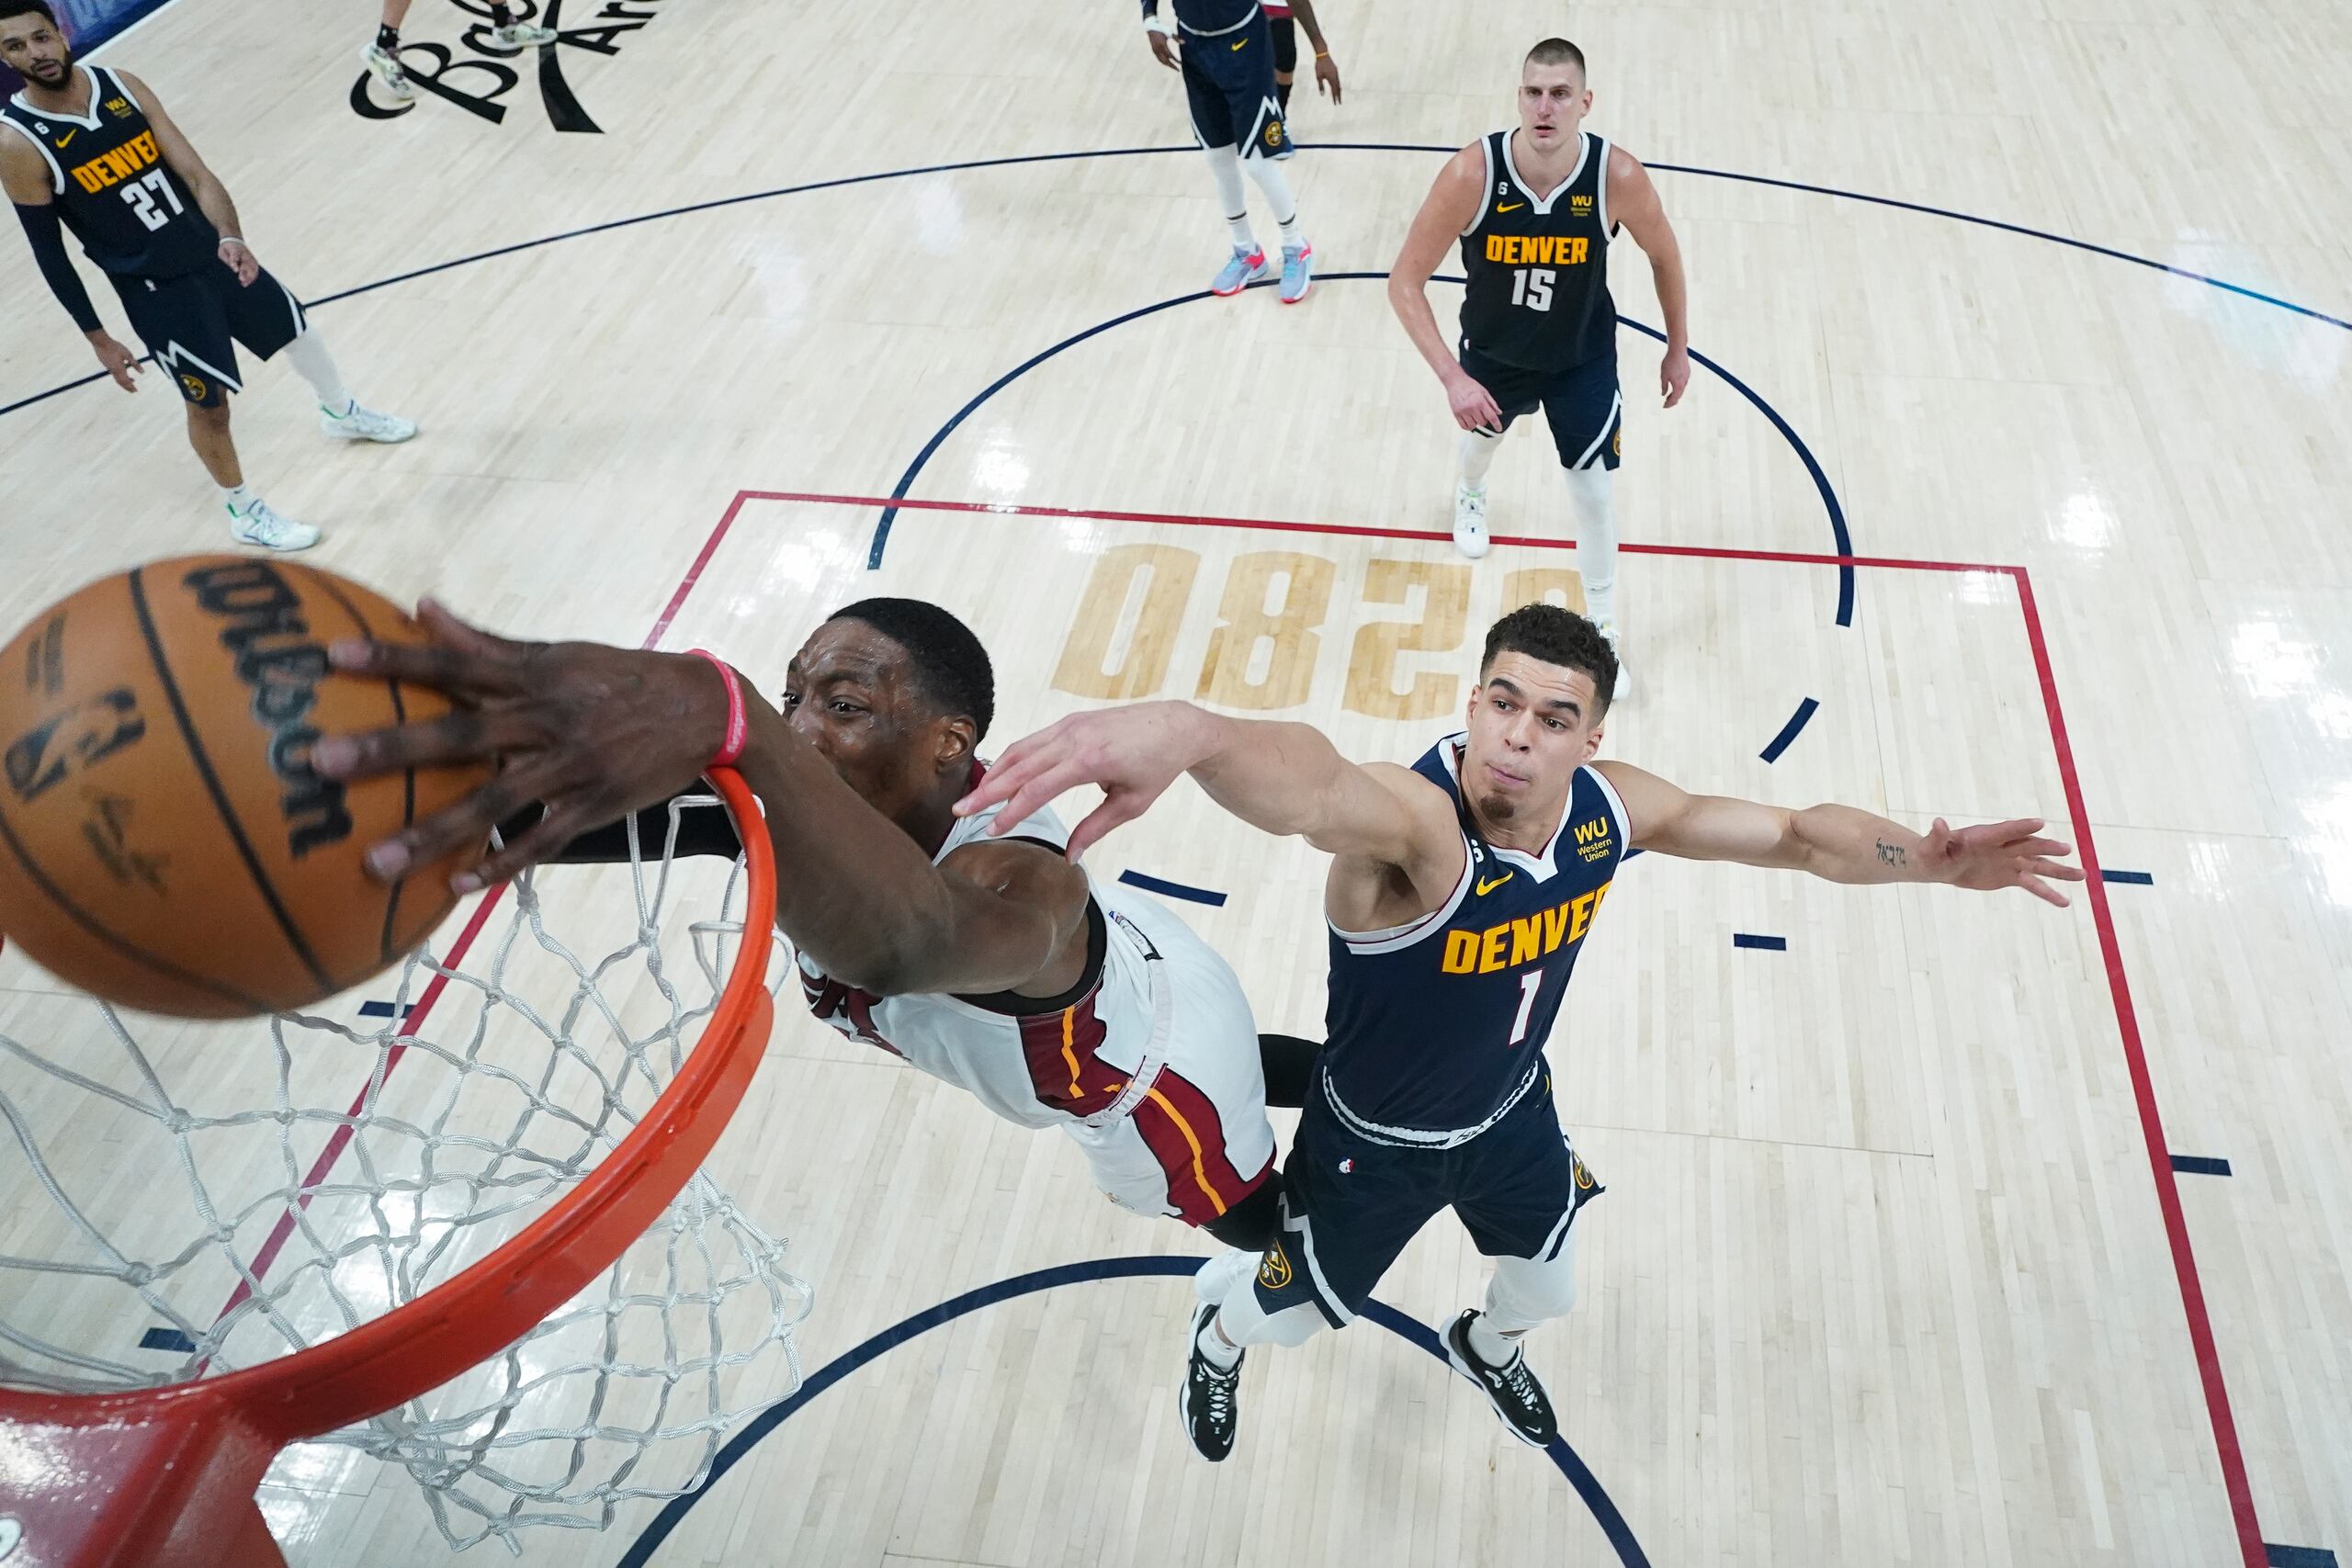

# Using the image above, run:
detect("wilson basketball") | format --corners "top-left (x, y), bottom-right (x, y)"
top-left (0, 557), bottom-right (492, 1020)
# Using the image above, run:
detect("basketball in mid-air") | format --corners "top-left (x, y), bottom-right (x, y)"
top-left (0, 557), bottom-right (492, 1019)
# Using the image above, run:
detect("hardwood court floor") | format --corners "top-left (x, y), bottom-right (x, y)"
top-left (1, 1), bottom-right (2347, 1565)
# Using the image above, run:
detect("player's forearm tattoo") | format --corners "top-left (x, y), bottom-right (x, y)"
top-left (1875, 840), bottom-right (1906, 868)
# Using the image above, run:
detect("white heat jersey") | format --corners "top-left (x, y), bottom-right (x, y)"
top-left (796, 796), bottom-right (1231, 1134)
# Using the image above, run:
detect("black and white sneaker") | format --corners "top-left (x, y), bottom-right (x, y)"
top-left (1444, 1309), bottom-right (1556, 1448)
top-left (1179, 1302), bottom-right (1242, 1461)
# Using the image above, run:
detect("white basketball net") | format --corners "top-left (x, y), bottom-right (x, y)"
top-left (0, 796), bottom-right (813, 1551)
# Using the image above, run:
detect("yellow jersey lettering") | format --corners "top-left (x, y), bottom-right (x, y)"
top-left (1442, 930), bottom-right (1479, 975)
top-left (1485, 234), bottom-right (1504, 263)
top-left (1566, 890), bottom-right (1595, 944)
top-left (1509, 915), bottom-right (1542, 966)
top-left (1542, 900), bottom-right (1570, 954)
top-left (71, 163), bottom-right (105, 194)
top-left (1477, 924), bottom-right (1510, 974)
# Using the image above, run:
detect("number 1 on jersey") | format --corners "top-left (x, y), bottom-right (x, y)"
top-left (1509, 969), bottom-right (1542, 1045)
top-left (1510, 267), bottom-right (1555, 311)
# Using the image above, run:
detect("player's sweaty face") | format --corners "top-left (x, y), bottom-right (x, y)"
top-left (1460, 652), bottom-right (1604, 829)
top-left (0, 19), bottom-right (72, 84)
top-left (781, 622), bottom-right (956, 830)
top-left (1518, 66), bottom-right (1589, 150)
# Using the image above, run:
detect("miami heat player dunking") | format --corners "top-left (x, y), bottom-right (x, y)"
top-left (317, 598), bottom-right (1289, 1253)
top-left (1389, 37), bottom-right (1692, 697)
top-left (956, 604), bottom-right (2080, 1462)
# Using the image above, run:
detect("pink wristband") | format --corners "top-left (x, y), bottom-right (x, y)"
top-left (689, 649), bottom-right (748, 767)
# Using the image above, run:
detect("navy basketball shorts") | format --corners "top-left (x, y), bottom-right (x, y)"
top-left (113, 262), bottom-right (306, 409)
top-left (1251, 1068), bottom-right (1605, 1327)
top-left (1180, 11), bottom-right (1292, 160)
top-left (1459, 338), bottom-right (1624, 472)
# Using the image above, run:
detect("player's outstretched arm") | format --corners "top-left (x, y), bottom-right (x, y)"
top-left (1606, 147), bottom-right (1690, 408)
top-left (1594, 760), bottom-right (2086, 907)
top-left (314, 604), bottom-right (1091, 998)
top-left (120, 71), bottom-right (254, 284)
top-left (954, 699), bottom-right (1458, 871)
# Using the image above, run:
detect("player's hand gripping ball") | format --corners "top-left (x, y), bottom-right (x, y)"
top-left (0, 558), bottom-right (492, 1018)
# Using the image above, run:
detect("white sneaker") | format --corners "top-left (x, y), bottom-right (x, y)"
top-left (1453, 480), bottom-right (1491, 558)
top-left (361, 43), bottom-right (415, 102)
top-left (321, 401), bottom-right (419, 444)
top-left (1591, 615), bottom-right (1631, 701)
top-left (230, 499), bottom-right (321, 552)
top-left (487, 21), bottom-right (555, 46)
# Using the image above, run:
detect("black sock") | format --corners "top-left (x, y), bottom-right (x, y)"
top-left (1275, 77), bottom-right (1293, 113)
top-left (490, 3), bottom-right (514, 25)
top-left (375, 23), bottom-right (398, 48)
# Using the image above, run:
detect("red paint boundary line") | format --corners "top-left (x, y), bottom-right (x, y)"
top-left (747, 488), bottom-right (2264, 1565)
top-left (198, 504), bottom-right (752, 1352)
top-left (740, 489), bottom-right (2017, 576)
top-left (198, 486), bottom-right (2263, 1568)
top-left (2012, 568), bottom-right (2264, 1568)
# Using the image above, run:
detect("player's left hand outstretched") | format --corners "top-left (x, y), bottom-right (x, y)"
top-left (954, 701), bottom-right (1206, 860)
top-left (1147, 28), bottom-right (1179, 70)
top-left (1660, 344), bottom-right (1690, 408)
top-left (219, 237), bottom-right (257, 286)
top-left (1918, 817), bottom-right (2085, 907)
top-left (1314, 51), bottom-right (1342, 104)
top-left (312, 601), bottom-right (734, 893)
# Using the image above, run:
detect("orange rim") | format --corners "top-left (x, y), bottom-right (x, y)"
top-left (0, 765), bottom-right (779, 1446)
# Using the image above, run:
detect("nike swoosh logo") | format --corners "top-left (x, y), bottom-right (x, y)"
top-left (1230, 38), bottom-right (1247, 49)
top-left (1476, 873), bottom-right (1513, 896)
top-left (1495, 201), bottom-right (1524, 212)
top-left (56, 130), bottom-right (74, 146)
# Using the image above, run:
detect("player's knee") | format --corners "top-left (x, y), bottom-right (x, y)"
top-left (1485, 1253), bottom-right (1579, 1327)
top-left (1217, 1280), bottom-right (1328, 1349)
top-left (187, 399), bottom-right (231, 427)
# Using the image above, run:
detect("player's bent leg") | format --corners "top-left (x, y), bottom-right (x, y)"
top-left (1561, 467), bottom-right (1625, 697)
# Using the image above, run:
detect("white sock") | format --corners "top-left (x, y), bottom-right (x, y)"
top-left (220, 483), bottom-right (257, 516)
top-left (1565, 466), bottom-right (1617, 625)
top-left (1466, 1314), bottom-right (1521, 1366)
top-left (1459, 428), bottom-right (1502, 490)
top-left (1202, 144), bottom-right (1255, 251)
top-left (1195, 1310), bottom-right (1243, 1371)
top-left (281, 329), bottom-right (353, 416)
top-left (1242, 155), bottom-right (1303, 248)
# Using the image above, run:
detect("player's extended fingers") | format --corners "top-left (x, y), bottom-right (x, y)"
top-left (2027, 857), bottom-right (2087, 883)
top-left (357, 766), bottom-right (544, 885)
top-left (1066, 796), bottom-right (1143, 862)
top-left (328, 628), bottom-right (524, 697)
top-left (984, 758), bottom-right (1098, 835)
top-left (414, 597), bottom-right (537, 662)
top-left (448, 807), bottom-right (580, 895)
top-left (312, 703), bottom-right (522, 784)
top-left (2018, 872), bottom-right (2071, 908)
top-left (954, 726), bottom-right (1064, 815)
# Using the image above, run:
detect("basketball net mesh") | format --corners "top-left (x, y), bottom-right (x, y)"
top-left (0, 796), bottom-right (812, 1551)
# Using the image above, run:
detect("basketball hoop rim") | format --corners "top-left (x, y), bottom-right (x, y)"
top-left (0, 765), bottom-right (779, 1452)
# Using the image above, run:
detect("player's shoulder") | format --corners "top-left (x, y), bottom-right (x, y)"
top-left (1603, 141), bottom-right (1648, 183)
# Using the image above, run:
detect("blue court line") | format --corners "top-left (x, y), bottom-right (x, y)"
top-left (867, 277), bottom-right (1858, 627)
top-left (1758, 697), bottom-right (1821, 762)
top-left (6, 141), bottom-right (2343, 424)
top-left (616, 1255), bottom-right (1649, 1568)
top-left (1732, 933), bottom-right (1787, 951)
top-left (356, 999), bottom-right (413, 1019)
top-left (2172, 1156), bottom-right (2234, 1178)
top-left (2101, 869), bottom-right (2155, 886)
top-left (1118, 869), bottom-right (1229, 907)
top-left (2267, 1546), bottom-right (2340, 1568)
top-left (138, 1325), bottom-right (197, 1353)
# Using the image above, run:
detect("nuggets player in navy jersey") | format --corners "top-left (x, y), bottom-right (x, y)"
top-left (1391, 38), bottom-right (1691, 698)
top-left (1142, 0), bottom-right (1340, 304)
top-left (0, 0), bottom-right (413, 551)
top-left (311, 598), bottom-right (1295, 1257)
top-left (956, 604), bottom-right (2083, 1461)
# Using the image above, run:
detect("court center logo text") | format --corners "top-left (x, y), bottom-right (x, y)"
top-left (349, 0), bottom-right (670, 133)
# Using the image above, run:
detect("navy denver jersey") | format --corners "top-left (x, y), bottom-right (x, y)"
top-left (1, 64), bottom-right (217, 278)
top-left (1457, 129), bottom-right (1616, 373)
top-left (1142, 0), bottom-right (1261, 32)
top-left (1320, 734), bottom-right (1626, 1138)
